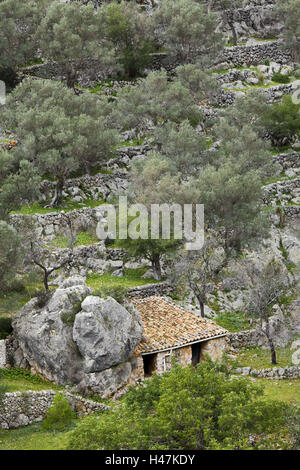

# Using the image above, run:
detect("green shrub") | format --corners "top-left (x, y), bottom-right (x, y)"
top-left (43, 393), bottom-right (75, 431)
top-left (294, 68), bottom-right (300, 78)
top-left (272, 72), bottom-right (290, 84)
top-left (0, 317), bottom-right (12, 339)
top-left (67, 361), bottom-right (289, 450)
top-left (264, 59), bottom-right (270, 66)
top-left (94, 285), bottom-right (128, 304)
top-left (60, 302), bottom-right (82, 326)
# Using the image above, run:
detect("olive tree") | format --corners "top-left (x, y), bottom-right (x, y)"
top-left (153, 0), bottom-right (223, 65)
top-left (0, 0), bottom-right (48, 80)
top-left (37, 0), bottom-right (115, 89)
top-left (275, 0), bottom-right (300, 62)
top-left (245, 260), bottom-right (287, 365)
top-left (100, 0), bottom-right (155, 78)
top-left (172, 234), bottom-right (223, 317)
top-left (114, 69), bottom-right (202, 131)
top-left (1, 79), bottom-right (118, 205)
top-left (196, 163), bottom-right (270, 262)
top-left (0, 221), bottom-right (21, 291)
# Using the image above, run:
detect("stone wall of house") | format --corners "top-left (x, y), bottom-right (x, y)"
top-left (174, 345), bottom-right (192, 368)
top-left (0, 390), bottom-right (108, 430)
top-left (129, 355), bottom-right (145, 384)
top-left (200, 336), bottom-right (228, 362)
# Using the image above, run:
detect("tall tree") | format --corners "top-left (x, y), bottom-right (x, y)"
top-left (0, 0), bottom-right (48, 77)
top-left (37, 0), bottom-right (115, 89)
top-left (275, 0), bottom-right (300, 62)
top-left (1, 79), bottom-right (118, 205)
top-left (100, 0), bottom-right (155, 78)
top-left (245, 260), bottom-right (287, 365)
top-left (0, 221), bottom-right (21, 292)
top-left (152, 120), bottom-right (207, 180)
top-left (114, 69), bottom-right (202, 131)
top-left (153, 0), bottom-right (223, 65)
top-left (195, 162), bottom-right (270, 262)
top-left (172, 234), bottom-right (223, 317)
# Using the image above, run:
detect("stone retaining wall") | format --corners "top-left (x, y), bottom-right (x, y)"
top-left (0, 390), bottom-right (108, 430)
top-left (273, 152), bottom-right (300, 170)
top-left (222, 41), bottom-right (292, 67)
top-left (128, 281), bottom-right (173, 298)
top-left (234, 365), bottom-right (300, 379)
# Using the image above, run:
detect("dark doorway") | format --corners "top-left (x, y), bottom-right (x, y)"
top-left (143, 353), bottom-right (157, 376)
top-left (192, 343), bottom-right (202, 366)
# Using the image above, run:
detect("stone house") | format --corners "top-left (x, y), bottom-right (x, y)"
top-left (129, 296), bottom-right (228, 380)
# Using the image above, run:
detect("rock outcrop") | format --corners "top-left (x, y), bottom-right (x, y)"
top-left (12, 276), bottom-right (143, 397)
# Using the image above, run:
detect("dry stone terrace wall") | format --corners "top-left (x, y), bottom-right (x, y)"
top-left (234, 365), bottom-right (300, 379)
top-left (0, 390), bottom-right (108, 430)
top-left (128, 282), bottom-right (173, 298)
top-left (273, 152), bottom-right (300, 171)
top-left (40, 171), bottom-right (129, 204)
top-left (222, 41), bottom-right (292, 67)
top-left (218, 4), bottom-right (281, 39)
top-left (149, 41), bottom-right (292, 73)
top-left (10, 207), bottom-right (99, 241)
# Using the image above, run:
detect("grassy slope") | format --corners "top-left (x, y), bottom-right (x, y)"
top-left (0, 423), bottom-right (70, 450)
top-left (229, 345), bottom-right (295, 370)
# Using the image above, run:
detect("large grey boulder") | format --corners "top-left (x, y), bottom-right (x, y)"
top-left (12, 276), bottom-right (91, 385)
top-left (12, 277), bottom-right (143, 396)
top-left (73, 295), bottom-right (143, 372)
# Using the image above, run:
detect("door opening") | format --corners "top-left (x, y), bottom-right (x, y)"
top-left (191, 343), bottom-right (202, 366)
top-left (143, 353), bottom-right (157, 376)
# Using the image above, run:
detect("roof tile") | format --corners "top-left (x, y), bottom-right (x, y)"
top-left (132, 296), bottom-right (228, 354)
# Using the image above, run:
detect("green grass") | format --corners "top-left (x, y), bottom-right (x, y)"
top-left (0, 274), bottom-right (55, 319)
top-left (11, 199), bottom-right (104, 215)
top-left (86, 267), bottom-right (160, 290)
top-left (229, 345), bottom-right (295, 370)
top-left (258, 378), bottom-right (300, 405)
top-left (49, 231), bottom-right (99, 249)
top-left (0, 422), bottom-right (71, 450)
top-left (0, 368), bottom-right (62, 393)
top-left (216, 311), bottom-right (250, 333)
top-left (115, 137), bottom-right (146, 148)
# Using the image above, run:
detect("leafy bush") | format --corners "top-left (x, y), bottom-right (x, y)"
top-left (94, 285), bottom-right (128, 304)
top-left (0, 317), bottom-right (12, 339)
top-left (272, 72), bottom-right (290, 84)
top-left (67, 361), bottom-right (289, 450)
top-left (262, 95), bottom-right (300, 144)
top-left (43, 393), bottom-right (75, 431)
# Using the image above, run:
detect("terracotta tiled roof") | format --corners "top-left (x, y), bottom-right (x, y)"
top-left (132, 296), bottom-right (228, 355)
